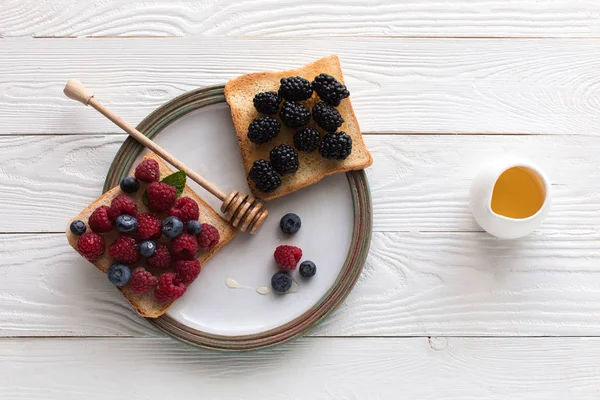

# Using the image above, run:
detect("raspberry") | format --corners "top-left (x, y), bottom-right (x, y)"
top-left (154, 272), bottom-right (186, 302)
top-left (168, 197), bottom-right (199, 223)
top-left (171, 233), bottom-right (198, 260)
top-left (108, 235), bottom-right (139, 264)
top-left (88, 205), bottom-right (113, 233)
top-left (135, 159), bottom-right (160, 183)
top-left (197, 223), bottom-right (220, 250)
top-left (129, 267), bottom-right (158, 294)
top-left (137, 213), bottom-right (162, 240)
top-left (147, 182), bottom-right (177, 212)
top-left (147, 244), bottom-right (172, 269)
top-left (174, 259), bottom-right (201, 285)
top-left (108, 194), bottom-right (138, 221)
top-left (274, 245), bottom-right (302, 270)
top-left (77, 232), bottom-right (105, 261)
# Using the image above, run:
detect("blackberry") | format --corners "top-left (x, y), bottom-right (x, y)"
top-left (319, 131), bottom-right (353, 160)
top-left (248, 159), bottom-right (281, 193)
top-left (278, 76), bottom-right (313, 101)
top-left (248, 116), bottom-right (280, 144)
top-left (312, 73), bottom-right (350, 106)
top-left (279, 101), bottom-right (310, 128)
top-left (293, 127), bottom-right (320, 153)
top-left (253, 91), bottom-right (281, 114)
top-left (312, 101), bottom-right (344, 132)
top-left (270, 144), bottom-right (299, 176)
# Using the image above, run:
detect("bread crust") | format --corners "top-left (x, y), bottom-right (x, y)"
top-left (224, 55), bottom-right (373, 200)
top-left (65, 152), bottom-right (237, 318)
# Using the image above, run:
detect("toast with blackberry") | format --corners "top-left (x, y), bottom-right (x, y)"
top-left (224, 55), bottom-right (373, 200)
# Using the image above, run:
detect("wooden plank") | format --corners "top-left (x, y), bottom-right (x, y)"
top-left (2, 0), bottom-right (600, 38)
top-left (2, 231), bottom-right (600, 337)
top-left (1, 337), bottom-right (600, 399)
top-left (2, 37), bottom-right (600, 135)
top-left (1, 134), bottom-right (597, 233)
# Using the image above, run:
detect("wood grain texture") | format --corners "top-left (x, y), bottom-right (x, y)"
top-left (2, 38), bottom-right (600, 135)
top-left (2, 231), bottom-right (600, 337)
top-left (2, 336), bottom-right (600, 399)
top-left (1, 134), bottom-right (597, 233)
top-left (2, 0), bottom-right (600, 38)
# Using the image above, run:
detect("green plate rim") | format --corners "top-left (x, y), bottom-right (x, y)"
top-left (104, 85), bottom-right (372, 351)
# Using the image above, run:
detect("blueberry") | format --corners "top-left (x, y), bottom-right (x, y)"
top-left (299, 261), bottom-right (317, 278)
top-left (280, 213), bottom-right (301, 234)
top-left (186, 220), bottom-right (202, 236)
top-left (162, 216), bottom-right (184, 239)
top-left (120, 176), bottom-right (140, 193)
top-left (107, 263), bottom-right (131, 287)
top-left (271, 271), bottom-right (293, 293)
top-left (139, 240), bottom-right (157, 258)
top-left (69, 220), bottom-right (87, 235)
top-left (115, 214), bottom-right (138, 233)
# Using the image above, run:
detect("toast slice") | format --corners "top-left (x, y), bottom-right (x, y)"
top-left (66, 152), bottom-right (237, 318)
top-left (224, 55), bottom-right (373, 200)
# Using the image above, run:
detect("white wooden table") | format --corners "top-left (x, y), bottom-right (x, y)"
top-left (2, 1), bottom-right (600, 398)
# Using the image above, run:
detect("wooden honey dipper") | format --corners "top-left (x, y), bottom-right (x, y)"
top-left (63, 79), bottom-right (268, 234)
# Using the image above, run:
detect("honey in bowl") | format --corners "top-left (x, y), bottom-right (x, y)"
top-left (490, 166), bottom-right (546, 219)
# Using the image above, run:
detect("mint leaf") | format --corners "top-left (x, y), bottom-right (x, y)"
top-left (161, 170), bottom-right (186, 197)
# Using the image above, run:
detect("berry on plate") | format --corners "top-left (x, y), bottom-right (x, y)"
top-left (280, 213), bottom-right (301, 234)
top-left (168, 197), bottom-right (199, 223)
top-left (108, 235), bottom-right (139, 264)
top-left (148, 244), bottom-right (172, 269)
top-left (154, 272), bottom-right (186, 302)
top-left (171, 233), bottom-right (198, 260)
top-left (120, 176), bottom-right (140, 193)
top-left (139, 240), bottom-right (157, 258)
top-left (147, 182), bottom-right (177, 212)
top-left (137, 213), bottom-right (162, 241)
top-left (197, 223), bottom-right (220, 250)
top-left (69, 220), bottom-right (87, 236)
top-left (129, 267), bottom-right (158, 294)
top-left (161, 216), bottom-right (184, 239)
top-left (186, 220), bottom-right (202, 236)
top-left (253, 91), bottom-right (281, 114)
top-left (107, 263), bottom-right (131, 287)
top-left (271, 271), bottom-right (293, 293)
top-left (108, 194), bottom-right (138, 221)
top-left (299, 261), bottom-right (317, 278)
top-left (88, 205), bottom-right (113, 233)
top-left (274, 245), bottom-right (302, 270)
top-left (135, 159), bottom-right (160, 183)
top-left (270, 144), bottom-right (299, 176)
top-left (248, 159), bottom-right (281, 193)
top-left (77, 232), bottom-right (105, 261)
top-left (115, 214), bottom-right (138, 233)
top-left (174, 259), bottom-right (201, 285)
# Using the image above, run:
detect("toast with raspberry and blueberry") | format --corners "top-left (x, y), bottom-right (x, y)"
top-left (224, 55), bottom-right (373, 200)
top-left (65, 152), bottom-right (237, 318)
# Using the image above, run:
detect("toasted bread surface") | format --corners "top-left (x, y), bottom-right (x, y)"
top-left (66, 153), bottom-right (237, 318)
top-left (224, 55), bottom-right (373, 200)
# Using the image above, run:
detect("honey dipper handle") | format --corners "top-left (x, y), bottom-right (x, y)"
top-left (64, 80), bottom-right (226, 201)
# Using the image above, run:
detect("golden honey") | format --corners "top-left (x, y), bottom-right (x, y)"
top-left (491, 166), bottom-right (546, 219)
